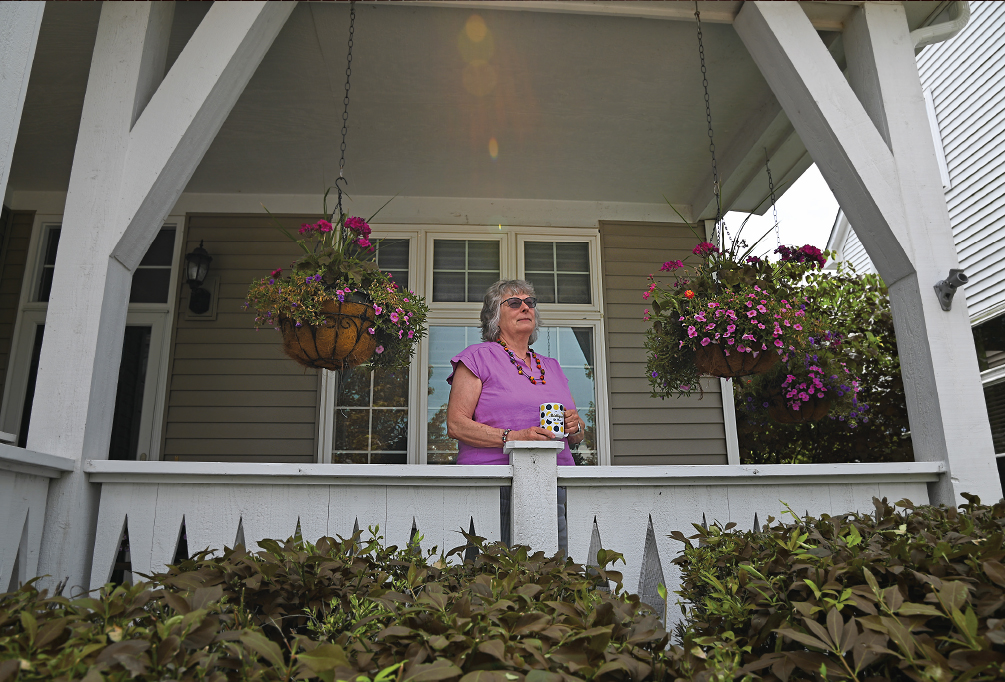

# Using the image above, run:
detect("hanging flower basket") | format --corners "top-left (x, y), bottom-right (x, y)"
top-left (279, 295), bottom-right (377, 371)
top-left (767, 392), bottom-right (831, 423)
top-left (694, 342), bottom-right (779, 378)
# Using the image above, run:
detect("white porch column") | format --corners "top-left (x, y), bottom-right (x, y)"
top-left (735, 2), bottom-right (1001, 506)
top-left (31, 1), bottom-right (295, 593)
top-left (505, 441), bottom-right (564, 556)
top-left (0, 2), bottom-right (44, 203)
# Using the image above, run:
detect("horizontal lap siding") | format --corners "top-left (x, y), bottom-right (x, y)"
top-left (163, 214), bottom-right (320, 463)
top-left (600, 221), bottom-right (727, 466)
top-left (917, 2), bottom-right (1005, 320)
top-left (0, 209), bottom-right (33, 406)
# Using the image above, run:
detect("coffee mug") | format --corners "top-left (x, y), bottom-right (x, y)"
top-left (540, 402), bottom-right (565, 437)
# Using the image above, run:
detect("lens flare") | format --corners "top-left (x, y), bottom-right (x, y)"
top-left (488, 137), bottom-right (499, 160)
top-left (465, 15), bottom-right (488, 42)
top-left (458, 15), bottom-right (494, 63)
top-left (462, 61), bottom-right (497, 96)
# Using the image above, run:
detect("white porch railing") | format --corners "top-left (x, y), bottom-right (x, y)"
top-left (83, 445), bottom-right (944, 625)
top-left (0, 444), bottom-right (74, 590)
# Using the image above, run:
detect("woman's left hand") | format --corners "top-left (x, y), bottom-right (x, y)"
top-left (564, 409), bottom-right (584, 441)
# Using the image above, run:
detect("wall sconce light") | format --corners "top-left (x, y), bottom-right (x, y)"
top-left (934, 268), bottom-right (968, 311)
top-left (185, 240), bottom-right (213, 314)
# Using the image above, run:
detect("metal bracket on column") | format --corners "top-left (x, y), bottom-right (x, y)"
top-left (934, 269), bottom-right (968, 311)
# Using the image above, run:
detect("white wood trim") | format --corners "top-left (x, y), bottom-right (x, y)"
top-left (85, 460), bottom-right (512, 486)
top-left (558, 461), bottom-right (945, 486)
top-left (0, 3), bottom-right (43, 204)
top-left (981, 364), bottom-right (1005, 388)
top-left (0, 444), bottom-right (74, 478)
top-left (923, 87), bottom-right (952, 189)
top-left (720, 378), bottom-right (741, 465)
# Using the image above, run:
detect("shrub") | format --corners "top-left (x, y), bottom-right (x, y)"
top-left (4, 532), bottom-right (740, 682)
top-left (672, 495), bottom-right (1005, 681)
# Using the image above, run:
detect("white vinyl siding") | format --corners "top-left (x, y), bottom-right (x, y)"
top-left (917, 1), bottom-right (1005, 320)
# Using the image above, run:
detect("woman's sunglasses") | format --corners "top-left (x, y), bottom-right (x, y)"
top-left (502, 296), bottom-right (538, 309)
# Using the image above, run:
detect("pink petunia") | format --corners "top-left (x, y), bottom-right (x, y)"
top-left (373, 305), bottom-right (383, 315)
top-left (390, 312), bottom-right (399, 323)
top-left (375, 345), bottom-right (384, 354)
top-left (701, 337), bottom-right (711, 346)
top-left (688, 326), bottom-right (698, 338)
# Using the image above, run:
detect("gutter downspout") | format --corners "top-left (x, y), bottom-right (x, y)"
top-left (911, 1), bottom-right (970, 49)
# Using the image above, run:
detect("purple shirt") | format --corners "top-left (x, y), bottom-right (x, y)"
top-left (447, 342), bottom-right (577, 466)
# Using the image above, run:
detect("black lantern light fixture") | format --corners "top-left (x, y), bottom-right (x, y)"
top-left (185, 240), bottom-right (213, 314)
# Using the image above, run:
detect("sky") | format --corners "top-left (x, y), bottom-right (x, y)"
top-left (722, 164), bottom-right (840, 260)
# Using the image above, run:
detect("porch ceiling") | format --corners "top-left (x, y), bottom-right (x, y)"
top-left (10, 1), bottom-right (948, 217)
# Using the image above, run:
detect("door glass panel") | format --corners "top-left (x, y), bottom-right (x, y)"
top-left (425, 325), bottom-right (597, 465)
top-left (109, 326), bottom-right (152, 460)
top-left (333, 367), bottom-right (409, 463)
top-left (17, 325), bottom-right (45, 448)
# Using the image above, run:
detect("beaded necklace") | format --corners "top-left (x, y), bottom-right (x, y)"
top-left (498, 339), bottom-right (546, 385)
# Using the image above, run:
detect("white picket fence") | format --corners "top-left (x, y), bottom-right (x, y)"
top-left (0, 444), bottom-right (74, 591)
top-left (80, 443), bottom-right (943, 628)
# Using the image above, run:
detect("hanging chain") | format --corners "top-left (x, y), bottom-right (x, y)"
top-left (335, 1), bottom-right (355, 221)
top-left (694, 2), bottom-right (726, 246)
top-left (765, 149), bottom-right (780, 247)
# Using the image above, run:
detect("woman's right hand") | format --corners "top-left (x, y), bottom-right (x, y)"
top-left (509, 427), bottom-right (557, 441)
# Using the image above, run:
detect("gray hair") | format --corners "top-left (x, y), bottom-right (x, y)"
top-left (480, 279), bottom-right (541, 344)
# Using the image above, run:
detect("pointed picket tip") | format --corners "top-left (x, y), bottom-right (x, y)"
top-left (464, 516), bottom-right (478, 563)
top-left (637, 514), bottom-right (666, 621)
top-left (753, 512), bottom-right (760, 533)
top-left (294, 517), bottom-right (303, 543)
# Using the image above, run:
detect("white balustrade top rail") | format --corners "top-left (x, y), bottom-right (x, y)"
top-left (0, 443), bottom-right (75, 478)
top-left (558, 462), bottom-right (945, 486)
top-left (83, 460), bottom-right (512, 485)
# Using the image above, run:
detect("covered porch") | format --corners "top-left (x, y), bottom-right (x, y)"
top-left (0, 1), bottom-right (996, 597)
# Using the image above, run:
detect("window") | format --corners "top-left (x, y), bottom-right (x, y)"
top-left (36, 228), bottom-right (60, 302)
top-left (524, 241), bottom-right (591, 304)
top-left (129, 228), bottom-right (175, 303)
top-left (333, 367), bottom-right (410, 463)
top-left (432, 239), bottom-right (500, 302)
top-left (425, 325), bottom-right (599, 466)
top-left (974, 316), bottom-right (1005, 372)
top-left (319, 226), bottom-right (608, 465)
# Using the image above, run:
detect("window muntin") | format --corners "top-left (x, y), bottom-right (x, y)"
top-left (524, 241), bottom-right (591, 304)
top-left (374, 238), bottom-right (410, 291)
top-left (334, 366), bottom-right (410, 464)
top-left (425, 325), bottom-right (598, 465)
top-left (432, 239), bottom-right (500, 302)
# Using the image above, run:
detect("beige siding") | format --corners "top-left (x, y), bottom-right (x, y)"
top-left (600, 221), bottom-right (727, 465)
top-left (163, 215), bottom-right (321, 463)
top-left (0, 208), bottom-right (33, 405)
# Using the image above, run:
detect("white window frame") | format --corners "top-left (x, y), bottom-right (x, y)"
top-left (0, 214), bottom-right (185, 460)
top-left (318, 224), bottom-right (611, 466)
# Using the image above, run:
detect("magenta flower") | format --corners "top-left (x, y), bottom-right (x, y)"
top-left (375, 345), bottom-right (384, 354)
top-left (701, 337), bottom-right (711, 346)
top-left (368, 327), bottom-right (376, 334)
top-left (317, 219), bottom-right (333, 233)
top-left (660, 259), bottom-right (684, 271)
top-left (345, 216), bottom-right (371, 236)
top-left (390, 312), bottom-right (399, 323)
top-left (357, 237), bottom-right (372, 250)
top-left (692, 241), bottom-right (720, 257)
top-left (271, 268), bottom-right (282, 277)
top-left (373, 305), bottom-right (383, 315)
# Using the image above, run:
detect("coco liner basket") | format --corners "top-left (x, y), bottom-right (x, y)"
top-left (693, 342), bottom-right (779, 378)
top-left (280, 296), bottom-right (377, 371)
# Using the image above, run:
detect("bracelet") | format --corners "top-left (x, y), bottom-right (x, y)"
top-left (501, 428), bottom-right (512, 445)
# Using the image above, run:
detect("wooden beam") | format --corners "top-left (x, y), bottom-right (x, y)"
top-left (32, 1), bottom-right (296, 593)
top-left (735, 1), bottom-right (1000, 506)
top-left (0, 3), bottom-right (44, 204)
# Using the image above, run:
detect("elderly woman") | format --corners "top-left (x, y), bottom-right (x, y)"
top-left (446, 280), bottom-right (584, 549)
top-left (446, 279), bottom-right (585, 464)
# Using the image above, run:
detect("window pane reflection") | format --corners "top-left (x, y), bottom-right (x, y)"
top-left (432, 240), bottom-right (500, 303)
top-left (523, 241), bottom-right (591, 305)
top-left (333, 366), bottom-right (409, 464)
top-left (425, 325), bottom-right (597, 465)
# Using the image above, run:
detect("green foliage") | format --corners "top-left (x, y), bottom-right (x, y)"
top-left (672, 495), bottom-right (1005, 681)
top-left (735, 266), bottom-right (912, 464)
top-left (2, 531), bottom-right (733, 682)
